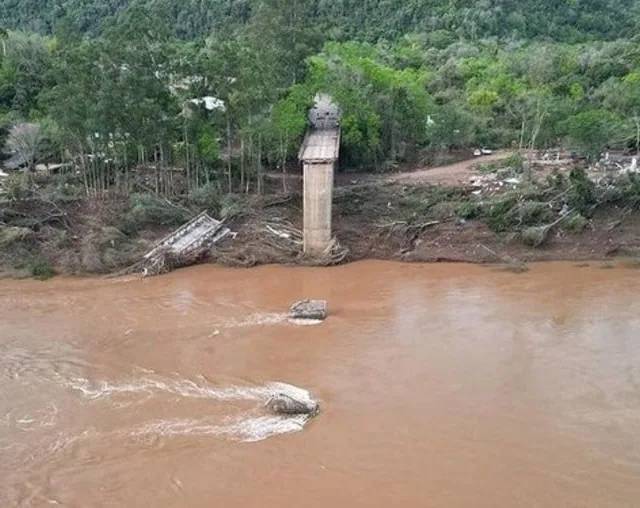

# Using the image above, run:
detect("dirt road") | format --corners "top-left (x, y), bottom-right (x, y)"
top-left (331, 150), bottom-right (514, 187)
top-left (267, 150), bottom-right (515, 189)
top-left (386, 150), bottom-right (514, 185)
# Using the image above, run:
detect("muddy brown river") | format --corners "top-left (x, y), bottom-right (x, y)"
top-left (2, 261), bottom-right (640, 507)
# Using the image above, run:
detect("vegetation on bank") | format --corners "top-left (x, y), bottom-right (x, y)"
top-left (2, 1), bottom-right (640, 277)
top-left (1, 1), bottom-right (640, 186)
top-left (2, 162), bottom-right (640, 278)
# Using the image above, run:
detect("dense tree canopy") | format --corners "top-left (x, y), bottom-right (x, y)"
top-left (1, 0), bottom-right (640, 195)
top-left (1, 0), bottom-right (639, 42)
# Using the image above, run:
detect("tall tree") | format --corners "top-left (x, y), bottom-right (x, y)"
top-left (562, 109), bottom-right (622, 160)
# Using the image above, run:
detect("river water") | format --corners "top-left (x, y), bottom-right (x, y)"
top-left (1, 261), bottom-right (640, 507)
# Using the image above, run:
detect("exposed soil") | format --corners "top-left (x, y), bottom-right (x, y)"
top-left (335, 150), bottom-right (515, 187)
top-left (2, 152), bottom-right (640, 278)
top-left (211, 179), bottom-right (640, 269)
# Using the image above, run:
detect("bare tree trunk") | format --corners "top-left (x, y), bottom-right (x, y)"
top-left (247, 135), bottom-right (253, 195)
top-left (81, 154), bottom-right (89, 196)
top-left (634, 112), bottom-right (640, 154)
top-left (184, 121), bottom-right (190, 193)
top-left (124, 146), bottom-right (129, 194)
top-left (160, 144), bottom-right (167, 197)
top-left (154, 147), bottom-right (159, 194)
top-left (240, 136), bottom-right (245, 192)
top-left (525, 98), bottom-right (547, 181)
top-left (389, 93), bottom-right (396, 162)
top-left (227, 115), bottom-right (232, 194)
top-left (90, 144), bottom-right (97, 196)
top-left (257, 135), bottom-right (263, 195)
top-left (281, 134), bottom-right (287, 193)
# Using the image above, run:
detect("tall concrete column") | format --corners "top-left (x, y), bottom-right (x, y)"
top-left (298, 119), bottom-right (340, 256)
top-left (303, 161), bottom-right (334, 255)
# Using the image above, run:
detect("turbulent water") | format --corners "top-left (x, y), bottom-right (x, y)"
top-left (2, 261), bottom-right (640, 507)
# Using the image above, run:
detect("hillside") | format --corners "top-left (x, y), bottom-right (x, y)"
top-left (2, 0), bottom-right (640, 276)
top-left (1, 0), bottom-right (639, 41)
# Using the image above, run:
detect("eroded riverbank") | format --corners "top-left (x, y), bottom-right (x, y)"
top-left (2, 261), bottom-right (640, 506)
top-left (3, 173), bottom-right (640, 279)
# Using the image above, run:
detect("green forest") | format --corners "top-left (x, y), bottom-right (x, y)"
top-left (1, 0), bottom-right (640, 194)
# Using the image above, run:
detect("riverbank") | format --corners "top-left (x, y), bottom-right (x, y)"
top-left (2, 155), bottom-right (640, 278)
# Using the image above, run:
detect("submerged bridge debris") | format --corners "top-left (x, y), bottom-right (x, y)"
top-left (141, 211), bottom-right (231, 276)
top-left (288, 300), bottom-right (328, 322)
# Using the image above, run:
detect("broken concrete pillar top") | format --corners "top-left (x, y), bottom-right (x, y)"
top-left (288, 300), bottom-right (328, 321)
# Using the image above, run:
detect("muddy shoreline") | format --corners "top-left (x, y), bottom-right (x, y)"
top-left (2, 183), bottom-right (639, 280)
top-left (3, 150), bottom-right (640, 279)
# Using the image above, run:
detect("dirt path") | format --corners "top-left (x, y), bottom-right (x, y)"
top-left (331, 150), bottom-right (515, 187)
top-left (386, 150), bottom-right (514, 186)
top-left (266, 150), bottom-right (515, 189)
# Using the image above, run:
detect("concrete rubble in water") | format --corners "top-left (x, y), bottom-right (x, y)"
top-left (288, 300), bottom-right (328, 321)
top-left (265, 391), bottom-right (320, 417)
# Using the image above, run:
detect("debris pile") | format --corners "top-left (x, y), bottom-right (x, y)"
top-left (469, 172), bottom-right (520, 195)
top-left (211, 212), bottom-right (348, 267)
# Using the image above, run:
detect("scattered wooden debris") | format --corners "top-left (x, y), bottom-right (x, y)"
top-left (479, 243), bottom-right (529, 273)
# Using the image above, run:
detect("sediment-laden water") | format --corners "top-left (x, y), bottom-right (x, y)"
top-left (1, 261), bottom-right (640, 507)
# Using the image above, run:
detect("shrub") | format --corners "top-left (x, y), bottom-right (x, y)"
top-left (30, 261), bottom-right (55, 280)
top-left (399, 196), bottom-right (431, 215)
top-left (477, 154), bottom-right (524, 174)
top-left (503, 153), bottom-right (525, 172)
top-left (565, 213), bottom-right (588, 232)
top-left (568, 168), bottom-right (596, 216)
top-left (51, 173), bottom-right (84, 200)
top-left (3, 173), bottom-right (31, 201)
top-left (0, 226), bottom-right (33, 246)
top-left (517, 201), bottom-right (553, 226)
top-left (486, 195), bottom-right (518, 231)
top-left (120, 193), bottom-right (191, 234)
top-left (521, 225), bottom-right (552, 247)
top-left (546, 170), bottom-right (567, 190)
top-left (458, 202), bottom-right (482, 220)
top-left (622, 173), bottom-right (640, 209)
top-left (430, 201), bottom-right (460, 220)
top-left (188, 183), bottom-right (223, 213)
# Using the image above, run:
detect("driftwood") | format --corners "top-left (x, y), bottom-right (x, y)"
top-left (479, 243), bottom-right (529, 273)
top-left (375, 220), bottom-right (440, 230)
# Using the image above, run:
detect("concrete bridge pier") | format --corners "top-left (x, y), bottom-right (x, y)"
top-left (299, 94), bottom-right (341, 257)
top-left (303, 161), bottom-right (334, 255)
top-left (298, 127), bottom-right (340, 256)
